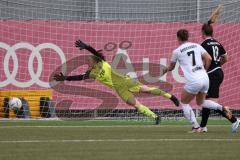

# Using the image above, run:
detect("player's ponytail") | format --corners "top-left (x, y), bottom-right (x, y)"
top-left (202, 5), bottom-right (223, 36)
top-left (208, 5), bottom-right (223, 25)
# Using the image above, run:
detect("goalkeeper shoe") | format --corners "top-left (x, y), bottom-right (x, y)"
top-left (231, 119), bottom-right (240, 133)
top-left (170, 95), bottom-right (180, 107)
top-left (155, 115), bottom-right (161, 125)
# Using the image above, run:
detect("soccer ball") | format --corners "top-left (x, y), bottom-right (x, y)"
top-left (9, 97), bottom-right (22, 109)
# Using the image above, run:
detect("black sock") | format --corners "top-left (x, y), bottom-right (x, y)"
top-left (216, 110), bottom-right (237, 123)
top-left (200, 108), bottom-right (211, 127)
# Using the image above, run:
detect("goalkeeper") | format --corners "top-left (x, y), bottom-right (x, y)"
top-left (54, 40), bottom-right (179, 124)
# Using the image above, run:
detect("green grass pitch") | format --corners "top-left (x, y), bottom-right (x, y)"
top-left (0, 119), bottom-right (239, 160)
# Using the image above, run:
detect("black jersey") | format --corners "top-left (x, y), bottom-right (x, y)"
top-left (201, 38), bottom-right (226, 73)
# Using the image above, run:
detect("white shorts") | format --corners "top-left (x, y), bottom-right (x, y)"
top-left (184, 76), bottom-right (209, 94)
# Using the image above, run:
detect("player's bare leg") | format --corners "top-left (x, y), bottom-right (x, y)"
top-left (139, 85), bottom-right (179, 106)
top-left (126, 95), bottom-right (160, 125)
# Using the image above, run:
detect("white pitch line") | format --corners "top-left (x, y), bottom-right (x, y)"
top-left (0, 139), bottom-right (239, 143)
top-left (0, 125), bottom-right (230, 128)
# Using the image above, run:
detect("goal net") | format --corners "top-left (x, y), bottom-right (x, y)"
top-left (0, 0), bottom-right (240, 120)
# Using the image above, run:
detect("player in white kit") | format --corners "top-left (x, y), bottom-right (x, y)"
top-left (163, 29), bottom-right (231, 132)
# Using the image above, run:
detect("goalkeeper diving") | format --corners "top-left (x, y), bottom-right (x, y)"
top-left (54, 40), bottom-right (180, 124)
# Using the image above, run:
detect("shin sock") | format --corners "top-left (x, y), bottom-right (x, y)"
top-left (149, 87), bottom-right (171, 99)
top-left (200, 107), bottom-right (211, 128)
top-left (181, 103), bottom-right (199, 128)
top-left (136, 104), bottom-right (157, 119)
top-left (201, 100), bottom-right (223, 110)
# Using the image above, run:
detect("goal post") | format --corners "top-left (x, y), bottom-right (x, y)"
top-left (0, 0), bottom-right (240, 120)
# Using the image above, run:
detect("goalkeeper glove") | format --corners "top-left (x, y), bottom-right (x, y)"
top-left (53, 72), bottom-right (66, 81)
top-left (75, 40), bottom-right (88, 50)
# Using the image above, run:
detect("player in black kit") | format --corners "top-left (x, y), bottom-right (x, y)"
top-left (199, 5), bottom-right (239, 133)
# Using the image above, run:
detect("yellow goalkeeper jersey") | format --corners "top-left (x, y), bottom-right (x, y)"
top-left (89, 60), bottom-right (128, 88)
top-left (89, 60), bottom-right (141, 101)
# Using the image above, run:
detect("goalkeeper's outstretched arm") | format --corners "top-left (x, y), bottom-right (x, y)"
top-left (75, 40), bottom-right (105, 61)
top-left (54, 71), bottom-right (90, 81)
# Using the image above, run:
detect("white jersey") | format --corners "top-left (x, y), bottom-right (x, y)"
top-left (171, 42), bottom-right (208, 83)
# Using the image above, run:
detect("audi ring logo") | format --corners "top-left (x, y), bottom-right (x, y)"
top-left (0, 42), bottom-right (66, 88)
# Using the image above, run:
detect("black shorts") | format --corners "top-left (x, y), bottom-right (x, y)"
top-left (206, 69), bottom-right (224, 98)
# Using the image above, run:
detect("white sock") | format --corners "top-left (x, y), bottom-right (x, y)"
top-left (201, 100), bottom-right (223, 111)
top-left (181, 103), bottom-right (199, 128)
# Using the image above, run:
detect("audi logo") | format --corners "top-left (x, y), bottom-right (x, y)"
top-left (0, 42), bottom-right (66, 88)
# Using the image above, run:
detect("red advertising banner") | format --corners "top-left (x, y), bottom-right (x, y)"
top-left (0, 21), bottom-right (239, 109)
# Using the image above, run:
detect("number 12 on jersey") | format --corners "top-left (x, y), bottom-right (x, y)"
top-left (212, 46), bottom-right (219, 62)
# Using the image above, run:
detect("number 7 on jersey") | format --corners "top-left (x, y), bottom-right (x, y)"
top-left (187, 51), bottom-right (196, 66)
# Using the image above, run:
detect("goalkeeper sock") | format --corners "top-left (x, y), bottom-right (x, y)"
top-left (136, 104), bottom-right (157, 119)
top-left (149, 87), bottom-right (172, 99)
top-left (181, 103), bottom-right (199, 128)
